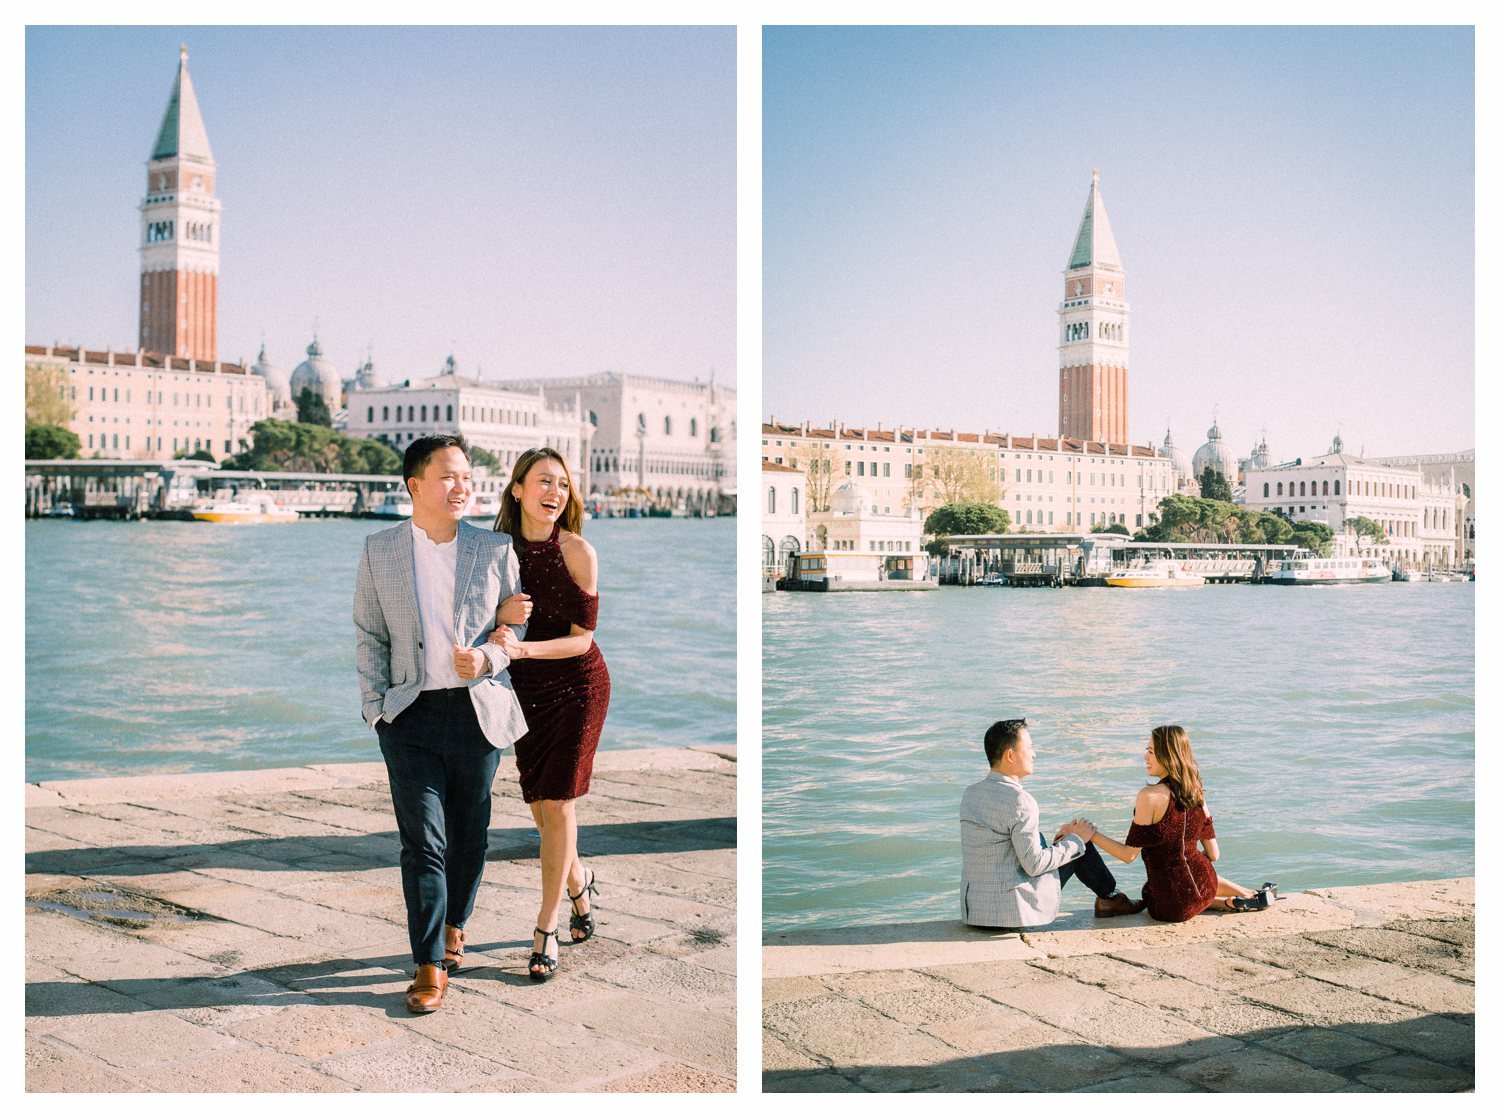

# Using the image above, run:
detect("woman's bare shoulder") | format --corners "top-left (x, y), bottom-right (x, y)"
top-left (1134, 784), bottom-right (1168, 824)
top-left (558, 531), bottom-right (599, 592)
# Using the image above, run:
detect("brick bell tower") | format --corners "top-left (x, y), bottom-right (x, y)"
top-left (139, 45), bottom-right (220, 360)
top-left (1057, 170), bottom-right (1129, 445)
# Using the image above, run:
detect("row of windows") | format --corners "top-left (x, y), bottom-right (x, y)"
top-left (85, 433), bottom-right (231, 454)
top-left (86, 385), bottom-right (252, 410)
top-left (593, 455), bottom-right (726, 479)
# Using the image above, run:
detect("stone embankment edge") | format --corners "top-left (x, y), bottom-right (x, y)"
top-left (25, 745), bottom-right (735, 807)
top-left (762, 877), bottom-right (1473, 979)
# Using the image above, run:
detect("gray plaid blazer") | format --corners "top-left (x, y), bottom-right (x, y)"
top-left (353, 519), bottom-right (527, 749)
top-left (960, 771), bottom-right (1086, 928)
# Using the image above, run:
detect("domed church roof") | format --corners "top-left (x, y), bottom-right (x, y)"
top-left (251, 343), bottom-right (291, 408)
top-left (1192, 421), bottom-right (1235, 482)
top-left (289, 337), bottom-right (343, 405)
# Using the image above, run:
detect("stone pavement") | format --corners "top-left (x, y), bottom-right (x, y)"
top-left (764, 878), bottom-right (1473, 1092)
top-left (26, 747), bottom-right (736, 1093)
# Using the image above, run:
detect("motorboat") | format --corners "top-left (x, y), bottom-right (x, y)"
top-left (1104, 561), bottom-right (1206, 588)
top-left (1267, 554), bottom-right (1391, 584)
top-left (190, 494), bottom-right (299, 524)
top-left (368, 492), bottom-right (414, 520)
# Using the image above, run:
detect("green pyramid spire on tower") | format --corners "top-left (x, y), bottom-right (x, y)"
top-left (151, 45), bottom-right (214, 162)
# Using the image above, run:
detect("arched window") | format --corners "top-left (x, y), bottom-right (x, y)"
top-left (447, 405), bottom-right (453, 422)
top-left (1276, 482), bottom-right (1283, 496)
top-left (664, 416), bottom-right (672, 435)
top-left (690, 418), bottom-right (698, 437)
top-left (791, 488), bottom-right (799, 514)
top-left (637, 412), bottom-right (647, 431)
top-left (1322, 481), bottom-right (1329, 496)
top-left (367, 406), bottom-right (374, 422)
top-left (1334, 479), bottom-right (1341, 496)
top-left (1263, 483), bottom-right (1270, 498)
top-left (767, 487), bottom-right (776, 514)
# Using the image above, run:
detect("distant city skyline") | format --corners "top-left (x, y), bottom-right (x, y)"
top-left (764, 25), bottom-right (1474, 461)
top-left (26, 26), bottom-right (736, 389)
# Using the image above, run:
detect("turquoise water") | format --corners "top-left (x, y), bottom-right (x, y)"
top-left (26, 517), bottom-right (734, 782)
top-left (763, 582), bottom-right (1474, 934)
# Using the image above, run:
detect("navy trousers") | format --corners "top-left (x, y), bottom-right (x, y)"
top-left (377, 687), bottom-right (501, 968)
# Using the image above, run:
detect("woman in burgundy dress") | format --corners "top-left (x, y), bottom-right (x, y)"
top-left (1085, 725), bottom-right (1274, 921)
top-left (492, 447), bottom-right (610, 981)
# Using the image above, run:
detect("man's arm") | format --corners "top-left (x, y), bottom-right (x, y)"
top-left (478, 542), bottom-right (525, 674)
top-left (1008, 794), bottom-right (1085, 877)
top-left (353, 542), bottom-right (391, 724)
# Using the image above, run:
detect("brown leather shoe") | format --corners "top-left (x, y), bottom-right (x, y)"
top-left (405, 963), bottom-right (447, 1013)
top-left (1095, 892), bottom-right (1148, 918)
top-left (444, 924), bottom-right (465, 971)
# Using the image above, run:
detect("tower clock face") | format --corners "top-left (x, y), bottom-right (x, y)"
top-left (1105, 282), bottom-right (1115, 295)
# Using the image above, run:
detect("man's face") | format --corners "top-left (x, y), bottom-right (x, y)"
top-left (408, 446), bottom-right (473, 525)
top-left (1006, 728), bottom-right (1036, 778)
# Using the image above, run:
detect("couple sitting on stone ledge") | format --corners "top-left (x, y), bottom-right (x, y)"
top-left (960, 719), bottom-right (1276, 931)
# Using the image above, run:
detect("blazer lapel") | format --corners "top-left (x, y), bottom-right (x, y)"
top-left (452, 520), bottom-right (480, 643)
top-left (394, 523), bottom-right (419, 631)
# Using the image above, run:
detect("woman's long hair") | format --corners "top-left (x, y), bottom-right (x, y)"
top-left (495, 447), bottom-right (584, 538)
top-left (1150, 724), bottom-right (1205, 810)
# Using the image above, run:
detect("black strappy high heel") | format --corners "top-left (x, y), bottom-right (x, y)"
top-left (529, 927), bottom-right (558, 981)
top-left (568, 868), bottom-right (600, 943)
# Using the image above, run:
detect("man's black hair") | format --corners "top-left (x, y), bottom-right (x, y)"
top-left (403, 434), bottom-right (470, 484)
top-left (983, 718), bottom-right (1028, 767)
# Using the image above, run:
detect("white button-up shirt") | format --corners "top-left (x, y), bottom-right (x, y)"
top-left (411, 521), bottom-right (466, 690)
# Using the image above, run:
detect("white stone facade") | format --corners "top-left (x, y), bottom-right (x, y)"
top-left (496, 372), bottom-right (735, 513)
top-left (25, 345), bottom-right (269, 460)
top-left (761, 461), bottom-right (807, 577)
top-left (761, 420), bottom-right (1182, 534)
top-left (344, 371), bottom-right (592, 488)
top-left (1242, 442), bottom-right (1468, 566)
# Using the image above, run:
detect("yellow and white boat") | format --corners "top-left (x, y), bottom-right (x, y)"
top-left (1105, 561), bottom-right (1206, 588)
top-left (191, 494), bottom-right (300, 524)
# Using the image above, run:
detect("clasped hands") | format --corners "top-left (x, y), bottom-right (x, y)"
top-left (1053, 817), bottom-right (1098, 844)
top-left (452, 593), bottom-right (532, 678)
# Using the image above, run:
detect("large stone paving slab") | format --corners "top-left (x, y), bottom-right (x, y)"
top-left (763, 880), bottom-right (1473, 1093)
top-left (26, 751), bottom-right (735, 1093)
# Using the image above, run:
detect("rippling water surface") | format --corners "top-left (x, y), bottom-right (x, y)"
top-left (763, 583), bottom-right (1474, 934)
top-left (27, 517), bottom-right (734, 781)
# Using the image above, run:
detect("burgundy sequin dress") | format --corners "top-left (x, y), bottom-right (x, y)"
top-left (508, 523), bottom-right (610, 803)
top-left (1126, 794), bottom-right (1218, 923)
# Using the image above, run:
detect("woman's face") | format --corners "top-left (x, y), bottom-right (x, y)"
top-left (513, 457), bottom-right (571, 527)
top-left (1145, 741), bottom-right (1167, 778)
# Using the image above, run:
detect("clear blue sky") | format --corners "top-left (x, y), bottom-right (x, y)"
top-left (26, 25), bottom-right (736, 388)
top-left (764, 25), bottom-right (1474, 460)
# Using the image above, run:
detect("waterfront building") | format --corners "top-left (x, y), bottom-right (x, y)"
top-left (761, 460), bottom-right (807, 578)
top-left (761, 420), bottom-right (1180, 533)
top-left (1241, 436), bottom-right (1468, 567)
top-left (139, 47), bottom-right (220, 362)
top-left (1371, 450), bottom-right (1475, 566)
top-left (1058, 170), bottom-right (1130, 446)
top-left (24, 343), bottom-right (270, 459)
top-left (344, 356), bottom-right (593, 491)
top-left (494, 371), bottom-right (736, 514)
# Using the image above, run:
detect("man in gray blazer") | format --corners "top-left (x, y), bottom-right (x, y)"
top-left (354, 434), bottom-right (528, 1013)
top-left (960, 718), bottom-right (1143, 929)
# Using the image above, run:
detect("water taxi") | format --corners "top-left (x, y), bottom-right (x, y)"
top-left (190, 494), bottom-right (299, 524)
top-left (368, 492), bottom-right (414, 519)
top-left (1104, 561), bottom-right (1206, 588)
top-left (1268, 554), bottom-right (1391, 584)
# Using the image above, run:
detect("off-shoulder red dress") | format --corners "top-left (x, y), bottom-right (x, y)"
top-left (1126, 795), bottom-right (1218, 923)
top-left (508, 523), bottom-right (610, 803)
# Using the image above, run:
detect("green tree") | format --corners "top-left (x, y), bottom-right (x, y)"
top-left (469, 445), bottom-right (500, 470)
top-left (295, 388), bottom-right (333, 427)
top-left (925, 502), bottom-right (1010, 537)
top-left (1097, 523), bottom-right (1131, 535)
top-left (25, 422), bottom-right (80, 460)
top-left (1345, 515), bottom-right (1388, 552)
top-left (183, 448), bottom-right (217, 463)
top-left (1290, 519), bottom-right (1335, 557)
top-left (25, 362), bottom-right (75, 427)
top-left (1199, 467), bottom-right (1233, 503)
top-left (337, 437), bottom-right (402, 475)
